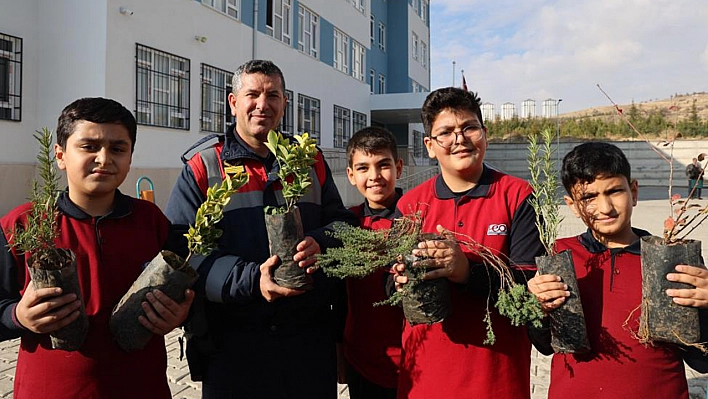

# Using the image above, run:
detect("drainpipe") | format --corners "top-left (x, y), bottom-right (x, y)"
top-left (252, 0), bottom-right (258, 59)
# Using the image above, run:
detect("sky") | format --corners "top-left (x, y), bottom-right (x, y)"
top-left (429, 0), bottom-right (708, 114)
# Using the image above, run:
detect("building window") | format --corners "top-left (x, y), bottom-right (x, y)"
top-left (333, 105), bottom-right (351, 148)
top-left (378, 74), bottom-right (386, 94)
top-left (412, 0), bottom-right (419, 15)
top-left (281, 89), bottom-right (294, 134)
top-left (298, 6), bottom-right (319, 58)
top-left (136, 44), bottom-right (190, 130)
top-left (413, 129), bottom-right (425, 158)
top-left (369, 69), bottom-right (375, 94)
top-left (333, 29), bottom-right (350, 74)
top-left (421, 41), bottom-right (428, 69)
top-left (378, 22), bottom-right (386, 51)
top-left (351, 0), bottom-right (365, 13)
top-left (370, 15), bottom-right (375, 45)
top-left (412, 32), bottom-right (419, 61)
top-left (0, 33), bottom-right (22, 122)
top-left (200, 64), bottom-right (234, 133)
top-left (266, 0), bottom-right (291, 45)
top-left (201, 0), bottom-right (239, 19)
top-left (421, 0), bottom-right (428, 23)
top-left (298, 94), bottom-right (320, 143)
top-left (352, 111), bottom-right (367, 134)
top-left (352, 41), bottom-right (365, 81)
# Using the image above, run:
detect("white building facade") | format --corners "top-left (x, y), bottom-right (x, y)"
top-left (521, 99), bottom-right (536, 119)
top-left (0, 0), bottom-right (430, 212)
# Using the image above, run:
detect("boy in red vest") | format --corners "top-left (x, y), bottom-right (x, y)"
top-left (0, 97), bottom-right (193, 398)
top-left (392, 87), bottom-right (544, 398)
top-left (528, 141), bottom-right (708, 398)
top-left (342, 126), bottom-right (404, 399)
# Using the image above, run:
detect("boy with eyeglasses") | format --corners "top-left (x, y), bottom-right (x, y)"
top-left (391, 87), bottom-right (544, 398)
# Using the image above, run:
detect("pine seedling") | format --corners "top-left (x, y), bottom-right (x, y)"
top-left (320, 213), bottom-right (545, 343)
top-left (449, 232), bottom-right (544, 345)
top-left (318, 216), bottom-right (421, 279)
top-left (10, 128), bottom-right (70, 269)
top-left (527, 128), bottom-right (563, 256)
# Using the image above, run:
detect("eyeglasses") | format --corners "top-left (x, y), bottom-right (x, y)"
top-left (430, 125), bottom-right (485, 148)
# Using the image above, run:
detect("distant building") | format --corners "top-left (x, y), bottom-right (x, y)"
top-left (481, 102), bottom-right (495, 123)
top-left (542, 98), bottom-right (562, 118)
top-left (501, 102), bottom-right (516, 120)
top-left (521, 99), bottom-right (536, 119)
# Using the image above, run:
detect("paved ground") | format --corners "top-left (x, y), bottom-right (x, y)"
top-left (0, 187), bottom-right (707, 398)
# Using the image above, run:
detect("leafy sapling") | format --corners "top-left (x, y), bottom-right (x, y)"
top-left (184, 168), bottom-right (248, 264)
top-left (263, 130), bottom-right (318, 214)
top-left (111, 168), bottom-right (248, 352)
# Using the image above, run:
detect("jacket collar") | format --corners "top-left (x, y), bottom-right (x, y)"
top-left (578, 227), bottom-right (651, 255)
top-left (220, 123), bottom-right (276, 164)
top-left (435, 164), bottom-right (492, 200)
top-left (57, 189), bottom-right (133, 220)
top-left (361, 188), bottom-right (403, 219)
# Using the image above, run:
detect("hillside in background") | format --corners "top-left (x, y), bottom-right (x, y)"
top-left (562, 92), bottom-right (708, 122)
top-left (487, 91), bottom-right (708, 142)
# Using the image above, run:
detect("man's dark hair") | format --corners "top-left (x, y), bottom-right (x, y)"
top-left (56, 97), bottom-right (137, 151)
top-left (421, 87), bottom-right (484, 136)
top-left (561, 142), bottom-right (632, 194)
top-left (232, 59), bottom-right (286, 94)
top-left (346, 126), bottom-right (399, 167)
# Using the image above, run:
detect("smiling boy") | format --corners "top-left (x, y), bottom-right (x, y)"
top-left (392, 87), bottom-right (544, 398)
top-left (528, 142), bottom-right (708, 398)
top-left (343, 127), bottom-right (404, 399)
top-left (0, 97), bottom-right (192, 398)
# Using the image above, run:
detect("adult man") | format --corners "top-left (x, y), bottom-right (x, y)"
top-left (166, 60), bottom-right (357, 398)
top-left (686, 157), bottom-right (703, 199)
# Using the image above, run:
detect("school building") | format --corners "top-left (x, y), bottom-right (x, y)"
top-left (0, 0), bottom-right (433, 213)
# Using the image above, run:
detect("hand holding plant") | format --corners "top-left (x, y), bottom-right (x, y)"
top-left (9, 128), bottom-right (88, 351)
top-left (262, 130), bottom-right (319, 290)
top-left (111, 167), bottom-right (248, 351)
top-left (599, 84), bottom-right (707, 347)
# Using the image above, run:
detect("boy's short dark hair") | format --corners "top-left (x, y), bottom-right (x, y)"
top-left (421, 87), bottom-right (484, 136)
top-left (232, 59), bottom-right (286, 94)
top-left (56, 97), bottom-right (137, 151)
top-left (346, 126), bottom-right (399, 167)
top-left (561, 142), bottom-right (632, 194)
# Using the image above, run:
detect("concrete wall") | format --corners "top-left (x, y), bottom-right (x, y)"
top-left (3, 139), bottom-right (704, 216)
top-left (485, 139), bottom-right (708, 187)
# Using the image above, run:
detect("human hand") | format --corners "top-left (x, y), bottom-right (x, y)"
top-left (527, 273), bottom-right (569, 313)
top-left (666, 264), bottom-right (708, 308)
top-left (138, 289), bottom-right (195, 336)
top-left (293, 236), bottom-right (321, 274)
top-left (392, 257), bottom-right (408, 291)
top-left (409, 225), bottom-right (470, 284)
top-left (15, 283), bottom-right (82, 334)
top-left (259, 255), bottom-right (306, 302)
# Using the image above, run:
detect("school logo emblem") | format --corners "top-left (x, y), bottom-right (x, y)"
top-left (487, 224), bottom-right (508, 235)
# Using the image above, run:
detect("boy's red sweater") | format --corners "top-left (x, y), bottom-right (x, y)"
top-left (344, 199), bottom-right (404, 388)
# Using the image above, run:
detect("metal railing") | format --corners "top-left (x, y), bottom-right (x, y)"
top-left (398, 166), bottom-right (438, 192)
